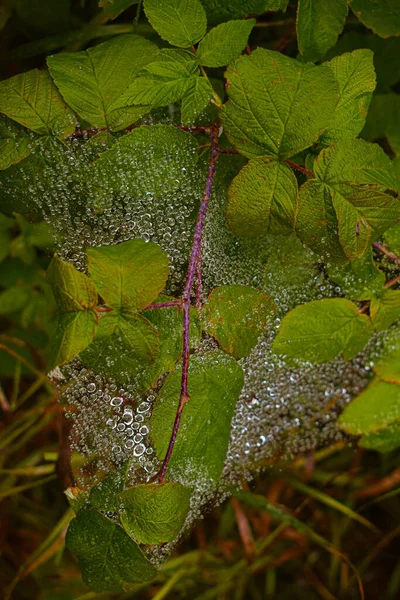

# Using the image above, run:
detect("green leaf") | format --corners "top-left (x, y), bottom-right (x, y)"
top-left (362, 93), bottom-right (400, 156)
top-left (181, 76), bottom-right (213, 125)
top-left (0, 286), bottom-right (31, 313)
top-left (297, 0), bottom-right (348, 63)
top-left (144, 0), bottom-right (207, 47)
top-left (138, 297), bottom-right (201, 392)
top-left (90, 462), bottom-right (129, 511)
top-left (151, 352), bottom-right (244, 481)
top-left (264, 233), bottom-right (320, 291)
top-left (339, 380), bottom-right (400, 435)
top-left (87, 239), bottom-right (168, 310)
top-left (370, 289), bottom-right (400, 332)
top-left (47, 35), bottom-right (159, 131)
top-left (197, 19), bottom-right (255, 67)
top-left (0, 115), bottom-right (31, 170)
top-left (91, 124), bottom-right (200, 198)
top-left (350, 0), bottom-right (400, 38)
top-left (46, 255), bottom-right (98, 314)
top-left (374, 347), bottom-right (400, 384)
top-left (226, 157), bottom-right (298, 236)
top-left (0, 69), bottom-right (75, 138)
top-left (327, 247), bottom-right (385, 301)
top-left (112, 49), bottom-right (199, 109)
top-left (99, 0), bottom-right (139, 19)
top-left (321, 49), bottom-right (376, 143)
top-left (222, 48), bottom-right (338, 159)
top-left (0, 229), bottom-right (10, 263)
top-left (296, 140), bottom-right (400, 263)
top-left (66, 509), bottom-right (156, 592)
top-left (80, 310), bottom-right (159, 381)
top-left (384, 221), bottom-right (400, 255)
top-left (273, 298), bottom-right (374, 364)
top-left (360, 420), bottom-right (400, 453)
top-left (200, 0), bottom-right (287, 27)
top-left (119, 482), bottom-right (191, 544)
top-left (202, 285), bottom-right (276, 358)
top-left (50, 310), bottom-right (98, 368)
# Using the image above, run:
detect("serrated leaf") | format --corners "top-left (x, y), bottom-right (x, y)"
top-left (99, 0), bottom-right (139, 19)
top-left (119, 482), bottom-right (191, 544)
top-left (80, 311), bottom-right (160, 382)
top-left (264, 233), bottom-right (320, 290)
top-left (360, 420), bottom-right (400, 453)
top-left (138, 297), bottom-right (200, 391)
top-left (370, 289), bottom-right (400, 332)
top-left (0, 69), bottom-right (75, 138)
top-left (87, 239), bottom-right (168, 310)
top-left (273, 298), bottom-right (374, 364)
top-left (321, 49), bottom-right (376, 143)
top-left (197, 19), bottom-right (255, 67)
top-left (0, 115), bottom-right (31, 170)
top-left (339, 380), bottom-right (400, 435)
top-left (90, 462), bottom-right (129, 511)
top-left (66, 509), bottom-right (156, 592)
top-left (296, 139), bottom-right (400, 263)
top-left (47, 35), bottom-right (159, 131)
top-left (221, 48), bottom-right (338, 159)
top-left (201, 0), bottom-right (287, 27)
top-left (151, 352), bottom-right (244, 481)
top-left (181, 76), bottom-right (213, 125)
top-left (202, 285), bottom-right (276, 358)
top-left (47, 255), bottom-right (98, 313)
top-left (297, 0), bottom-right (348, 63)
top-left (374, 347), bottom-right (400, 384)
top-left (50, 310), bottom-right (98, 368)
top-left (112, 49), bottom-right (198, 109)
top-left (226, 157), bottom-right (297, 237)
top-left (144, 0), bottom-right (207, 48)
top-left (91, 124), bottom-right (200, 198)
top-left (350, 0), bottom-right (400, 38)
top-left (327, 247), bottom-right (385, 301)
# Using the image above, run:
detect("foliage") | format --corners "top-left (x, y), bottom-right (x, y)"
top-left (1, 0), bottom-right (400, 597)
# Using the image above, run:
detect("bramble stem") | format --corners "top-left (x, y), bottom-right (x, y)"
top-left (385, 275), bottom-right (400, 289)
top-left (145, 300), bottom-right (182, 310)
top-left (158, 124), bottom-right (220, 482)
top-left (285, 160), bottom-right (314, 178)
top-left (373, 241), bottom-right (400, 263)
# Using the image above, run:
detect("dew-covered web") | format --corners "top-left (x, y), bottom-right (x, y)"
top-left (24, 124), bottom-right (389, 561)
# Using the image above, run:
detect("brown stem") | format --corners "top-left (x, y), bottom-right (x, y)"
top-left (385, 275), bottom-right (400, 289)
top-left (158, 124), bottom-right (220, 482)
top-left (285, 160), bottom-right (314, 178)
top-left (373, 241), bottom-right (400, 263)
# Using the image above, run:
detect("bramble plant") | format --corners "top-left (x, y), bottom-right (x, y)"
top-left (2, 0), bottom-right (400, 593)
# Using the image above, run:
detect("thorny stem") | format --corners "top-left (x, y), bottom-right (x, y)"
top-left (158, 123), bottom-right (220, 482)
top-left (284, 160), bottom-right (314, 178)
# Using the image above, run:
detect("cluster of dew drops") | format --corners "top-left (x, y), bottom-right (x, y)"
top-left (25, 114), bottom-right (393, 554)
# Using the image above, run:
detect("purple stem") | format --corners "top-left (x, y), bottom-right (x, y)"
top-left (373, 241), bottom-right (400, 263)
top-left (196, 253), bottom-right (203, 310)
top-left (285, 160), bottom-right (314, 178)
top-left (158, 124), bottom-right (220, 482)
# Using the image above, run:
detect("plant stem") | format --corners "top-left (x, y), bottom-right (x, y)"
top-left (285, 160), bottom-right (314, 178)
top-left (158, 124), bottom-right (220, 482)
top-left (145, 301), bottom-right (182, 310)
top-left (373, 241), bottom-right (400, 263)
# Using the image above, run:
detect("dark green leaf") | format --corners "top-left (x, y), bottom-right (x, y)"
top-left (222, 48), bottom-right (338, 159)
top-left (112, 49), bottom-right (199, 109)
top-left (47, 35), bottom-right (159, 130)
top-left (66, 509), bottom-right (156, 592)
top-left (119, 482), bottom-right (191, 544)
top-left (151, 352), bottom-right (244, 481)
top-left (226, 156), bottom-right (297, 236)
top-left (144, 0), bottom-right (207, 47)
top-left (360, 420), bottom-right (400, 453)
top-left (0, 286), bottom-right (31, 313)
top-left (90, 462), bottom-right (129, 511)
top-left (197, 19), bottom-right (255, 67)
top-left (200, 0), bottom-right (287, 26)
top-left (99, 0), bottom-right (139, 19)
top-left (87, 238), bottom-right (168, 310)
top-left (273, 298), bottom-right (373, 364)
top-left (350, 0), bottom-right (400, 38)
top-left (0, 69), bottom-right (75, 138)
top-left (327, 247), bottom-right (385, 301)
top-left (0, 115), bottom-right (31, 170)
top-left (202, 285), bottom-right (276, 358)
top-left (321, 49), bottom-right (376, 144)
top-left (49, 310), bottom-right (98, 368)
top-left (362, 93), bottom-right (400, 156)
top-left (297, 0), bottom-right (348, 63)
